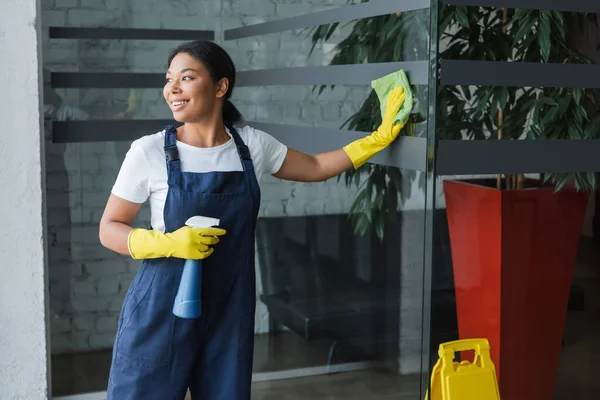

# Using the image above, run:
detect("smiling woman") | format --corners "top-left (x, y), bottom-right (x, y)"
top-left (98, 39), bottom-right (407, 400)
top-left (164, 41), bottom-right (243, 145)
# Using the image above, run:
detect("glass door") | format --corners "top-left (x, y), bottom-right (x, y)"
top-left (42, 1), bottom-right (437, 398)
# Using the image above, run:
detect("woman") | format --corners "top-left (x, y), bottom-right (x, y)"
top-left (99, 40), bottom-right (406, 400)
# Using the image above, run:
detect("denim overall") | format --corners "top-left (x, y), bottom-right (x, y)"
top-left (107, 125), bottom-right (260, 399)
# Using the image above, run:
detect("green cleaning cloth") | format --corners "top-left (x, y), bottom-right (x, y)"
top-left (371, 69), bottom-right (413, 126)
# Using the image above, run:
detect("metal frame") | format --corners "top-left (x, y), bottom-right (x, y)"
top-left (420, 0), bottom-right (441, 396)
top-left (224, 0), bottom-right (429, 40)
top-left (49, 27), bottom-right (214, 41)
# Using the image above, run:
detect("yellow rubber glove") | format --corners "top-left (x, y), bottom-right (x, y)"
top-left (127, 226), bottom-right (226, 260)
top-left (343, 86), bottom-right (407, 169)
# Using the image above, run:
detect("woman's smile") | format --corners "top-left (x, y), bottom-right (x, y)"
top-left (163, 52), bottom-right (222, 123)
top-left (170, 99), bottom-right (190, 112)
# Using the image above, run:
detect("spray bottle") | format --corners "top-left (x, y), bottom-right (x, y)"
top-left (172, 215), bottom-right (220, 319)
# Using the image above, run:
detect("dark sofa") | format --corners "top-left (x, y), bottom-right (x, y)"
top-left (254, 211), bottom-right (459, 365)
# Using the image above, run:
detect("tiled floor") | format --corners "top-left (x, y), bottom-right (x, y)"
top-left (51, 332), bottom-right (372, 397)
top-left (553, 240), bottom-right (600, 400)
top-left (51, 239), bottom-right (600, 399)
top-left (251, 370), bottom-right (420, 400)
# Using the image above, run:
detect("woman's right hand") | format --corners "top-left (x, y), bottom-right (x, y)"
top-left (164, 226), bottom-right (227, 259)
top-left (128, 226), bottom-right (227, 260)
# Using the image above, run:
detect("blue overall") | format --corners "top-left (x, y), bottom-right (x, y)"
top-left (107, 125), bottom-right (260, 400)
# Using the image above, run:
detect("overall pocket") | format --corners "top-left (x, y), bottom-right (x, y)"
top-left (115, 266), bottom-right (176, 366)
top-left (236, 261), bottom-right (256, 364)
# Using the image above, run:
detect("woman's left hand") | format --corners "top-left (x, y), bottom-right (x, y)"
top-left (371, 86), bottom-right (407, 145)
top-left (272, 85), bottom-right (407, 183)
top-left (342, 86), bottom-right (407, 169)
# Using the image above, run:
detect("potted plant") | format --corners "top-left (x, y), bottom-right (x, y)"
top-left (309, 3), bottom-right (600, 399)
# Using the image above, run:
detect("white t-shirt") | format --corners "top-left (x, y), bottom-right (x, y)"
top-left (111, 125), bottom-right (288, 232)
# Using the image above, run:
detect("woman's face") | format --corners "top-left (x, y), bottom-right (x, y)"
top-left (163, 52), bottom-right (227, 123)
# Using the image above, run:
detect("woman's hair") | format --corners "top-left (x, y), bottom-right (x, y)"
top-left (168, 40), bottom-right (243, 127)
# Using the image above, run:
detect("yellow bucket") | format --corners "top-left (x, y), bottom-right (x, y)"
top-left (425, 338), bottom-right (500, 400)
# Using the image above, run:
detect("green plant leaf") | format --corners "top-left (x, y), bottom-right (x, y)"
top-left (455, 7), bottom-right (470, 28)
top-left (538, 96), bottom-right (559, 106)
top-left (498, 87), bottom-right (509, 109)
top-left (572, 88), bottom-right (582, 104)
top-left (538, 11), bottom-right (552, 61)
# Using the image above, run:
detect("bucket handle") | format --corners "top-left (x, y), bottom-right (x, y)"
top-left (438, 338), bottom-right (493, 367)
top-left (439, 338), bottom-right (490, 354)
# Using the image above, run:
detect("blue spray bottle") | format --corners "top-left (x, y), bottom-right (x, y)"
top-left (172, 215), bottom-right (220, 319)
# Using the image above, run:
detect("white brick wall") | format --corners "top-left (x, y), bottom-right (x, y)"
top-left (43, 0), bottom-right (367, 353)
top-left (0, 1), bottom-right (49, 396)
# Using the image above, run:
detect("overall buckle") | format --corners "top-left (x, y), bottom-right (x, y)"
top-left (165, 146), bottom-right (180, 162)
top-left (237, 145), bottom-right (251, 161)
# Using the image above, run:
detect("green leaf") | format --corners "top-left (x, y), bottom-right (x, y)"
top-left (538, 12), bottom-right (552, 61)
top-left (512, 14), bottom-right (536, 48)
top-left (387, 168), bottom-right (403, 190)
top-left (387, 181), bottom-right (398, 212)
top-left (455, 7), bottom-right (470, 28)
top-left (555, 176), bottom-right (569, 192)
top-left (352, 213), bottom-right (370, 237)
top-left (349, 189), bottom-right (367, 215)
top-left (537, 96), bottom-right (558, 106)
top-left (375, 215), bottom-right (385, 240)
top-left (325, 22), bottom-right (340, 41)
top-left (498, 87), bottom-right (509, 109)
top-left (573, 88), bottom-right (582, 104)
top-left (556, 95), bottom-right (571, 117)
top-left (584, 172), bottom-right (596, 190)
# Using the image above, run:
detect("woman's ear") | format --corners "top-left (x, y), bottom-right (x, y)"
top-left (216, 78), bottom-right (229, 99)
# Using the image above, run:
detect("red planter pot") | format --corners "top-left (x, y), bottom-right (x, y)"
top-left (443, 178), bottom-right (589, 400)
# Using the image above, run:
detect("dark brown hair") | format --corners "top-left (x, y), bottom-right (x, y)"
top-left (168, 40), bottom-right (243, 127)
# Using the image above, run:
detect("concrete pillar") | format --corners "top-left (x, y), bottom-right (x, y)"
top-left (0, 0), bottom-right (50, 399)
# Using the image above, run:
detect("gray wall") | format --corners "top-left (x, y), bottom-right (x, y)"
top-left (42, 0), bottom-right (366, 354)
top-left (0, 0), bottom-right (50, 399)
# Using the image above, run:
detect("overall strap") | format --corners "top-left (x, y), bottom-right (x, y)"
top-left (227, 125), bottom-right (261, 208)
top-left (227, 125), bottom-right (255, 172)
top-left (163, 125), bottom-right (182, 186)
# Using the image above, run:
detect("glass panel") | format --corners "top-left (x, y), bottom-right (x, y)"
top-left (46, 138), bottom-right (149, 396)
top-left (430, 173), bottom-right (594, 399)
top-left (43, 40), bottom-right (185, 72)
top-left (234, 84), bottom-right (429, 135)
top-left (45, 84), bottom-right (430, 132)
top-left (226, 7), bottom-right (430, 69)
top-left (438, 6), bottom-right (600, 145)
top-left (253, 166), bottom-right (427, 390)
top-left (43, 1), bottom-right (433, 399)
top-left (430, 5), bottom-right (600, 399)
top-left (46, 88), bottom-right (169, 120)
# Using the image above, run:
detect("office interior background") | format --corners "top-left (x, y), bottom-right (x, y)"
top-left (2, 0), bottom-right (600, 399)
